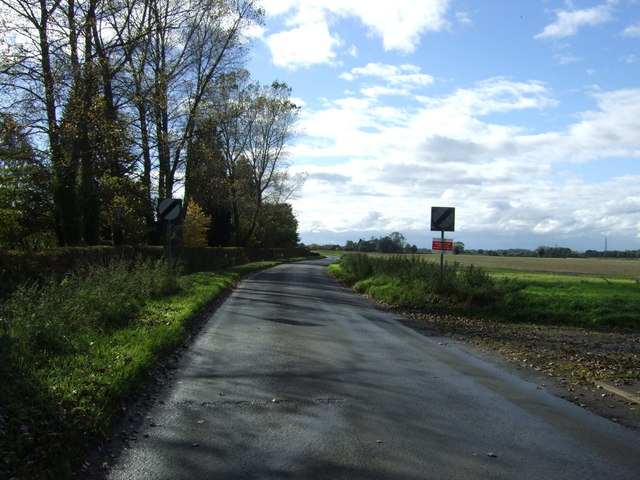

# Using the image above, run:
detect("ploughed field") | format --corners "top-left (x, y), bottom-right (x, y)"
top-left (431, 253), bottom-right (640, 277)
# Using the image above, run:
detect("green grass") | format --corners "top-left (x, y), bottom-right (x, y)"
top-left (498, 274), bottom-right (640, 328)
top-left (331, 253), bottom-right (640, 330)
top-left (0, 258), bottom-right (290, 479)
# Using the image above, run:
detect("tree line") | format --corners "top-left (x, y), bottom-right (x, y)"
top-left (310, 232), bottom-right (419, 254)
top-left (0, 0), bottom-right (303, 250)
top-left (467, 247), bottom-right (640, 258)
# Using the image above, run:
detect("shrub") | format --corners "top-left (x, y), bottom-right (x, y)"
top-left (338, 253), bottom-right (522, 310)
top-left (339, 252), bottom-right (374, 278)
top-left (182, 200), bottom-right (211, 247)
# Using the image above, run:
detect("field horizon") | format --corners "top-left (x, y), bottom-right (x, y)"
top-left (421, 253), bottom-right (640, 278)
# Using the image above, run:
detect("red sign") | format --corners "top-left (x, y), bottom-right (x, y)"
top-left (432, 238), bottom-right (453, 253)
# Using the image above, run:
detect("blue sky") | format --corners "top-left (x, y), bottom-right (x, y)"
top-left (247, 0), bottom-right (640, 251)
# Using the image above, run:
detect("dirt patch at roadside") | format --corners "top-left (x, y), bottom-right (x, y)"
top-left (397, 310), bottom-right (640, 431)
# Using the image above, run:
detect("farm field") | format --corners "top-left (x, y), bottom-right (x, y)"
top-left (403, 254), bottom-right (640, 328)
top-left (429, 253), bottom-right (640, 278)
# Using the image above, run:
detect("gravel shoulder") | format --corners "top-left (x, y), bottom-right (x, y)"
top-left (396, 310), bottom-right (640, 432)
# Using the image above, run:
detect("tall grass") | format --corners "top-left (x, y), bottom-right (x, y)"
top-left (1, 258), bottom-right (178, 356)
top-left (335, 253), bottom-right (521, 310)
top-left (0, 258), bottom-right (181, 479)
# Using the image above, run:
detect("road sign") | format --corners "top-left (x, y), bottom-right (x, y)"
top-left (432, 238), bottom-right (453, 253)
top-left (431, 206), bottom-right (455, 232)
top-left (158, 198), bottom-right (182, 222)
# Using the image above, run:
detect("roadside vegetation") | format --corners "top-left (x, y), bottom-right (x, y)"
top-left (331, 253), bottom-right (640, 329)
top-left (0, 257), bottom-right (292, 480)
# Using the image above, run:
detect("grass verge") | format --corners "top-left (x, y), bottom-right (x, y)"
top-left (0, 258), bottom-right (292, 480)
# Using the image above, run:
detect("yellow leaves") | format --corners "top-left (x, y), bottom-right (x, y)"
top-left (182, 200), bottom-right (211, 247)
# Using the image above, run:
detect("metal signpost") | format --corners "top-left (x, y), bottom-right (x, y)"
top-left (430, 206), bottom-right (455, 280)
top-left (157, 198), bottom-right (183, 265)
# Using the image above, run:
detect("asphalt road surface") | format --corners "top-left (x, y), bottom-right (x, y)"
top-left (105, 257), bottom-right (640, 479)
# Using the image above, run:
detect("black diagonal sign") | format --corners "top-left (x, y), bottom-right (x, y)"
top-left (431, 206), bottom-right (455, 232)
top-left (158, 198), bottom-right (182, 222)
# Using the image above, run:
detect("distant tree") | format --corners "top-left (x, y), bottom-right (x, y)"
top-left (537, 246), bottom-right (575, 258)
top-left (253, 202), bottom-right (299, 248)
top-left (357, 238), bottom-right (376, 252)
top-left (344, 240), bottom-right (357, 251)
top-left (389, 232), bottom-right (406, 250)
top-left (404, 243), bottom-right (418, 254)
top-left (453, 241), bottom-right (465, 254)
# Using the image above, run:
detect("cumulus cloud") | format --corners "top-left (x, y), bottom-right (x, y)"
top-left (290, 71), bottom-right (640, 241)
top-left (535, 2), bottom-right (616, 39)
top-left (341, 63), bottom-right (435, 88)
top-left (335, 0), bottom-right (451, 53)
top-left (266, 21), bottom-right (342, 68)
top-left (621, 23), bottom-right (640, 37)
top-left (260, 0), bottom-right (452, 68)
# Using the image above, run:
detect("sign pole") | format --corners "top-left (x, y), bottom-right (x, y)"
top-left (166, 221), bottom-right (173, 266)
top-left (440, 230), bottom-right (445, 281)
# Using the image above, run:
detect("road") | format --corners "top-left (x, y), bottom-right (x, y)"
top-left (104, 257), bottom-right (640, 479)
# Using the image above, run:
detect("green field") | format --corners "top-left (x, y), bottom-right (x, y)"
top-left (330, 253), bottom-right (640, 330)
top-left (442, 255), bottom-right (640, 327)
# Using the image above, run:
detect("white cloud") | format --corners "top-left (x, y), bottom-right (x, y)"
top-left (260, 0), bottom-right (452, 68)
top-left (555, 54), bottom-right (582, 64)
top-left (424, 77), bottom-right (556, 116)
top-left (567, 88), bottom-right (640, 160)
top-left (455, 11), bottom-right (472, 27)
top-left (290, 79), bottom-right (640, 242)
top-left (621, 23), bottom-right (640, 36)
top-left (535, 3), bottom-right (615, 39)
top-left (266, 21), bottom-right (341, 68)
top-left (340, 63), bottom-right (435, 97)
top-left (333, 0), bottom-right (451, 53)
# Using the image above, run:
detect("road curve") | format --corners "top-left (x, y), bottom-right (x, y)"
top-left (105, 257), bottom-right (640, 480)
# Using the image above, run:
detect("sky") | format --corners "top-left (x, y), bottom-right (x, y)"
top-left (246, 0), bottom-right (640, 251)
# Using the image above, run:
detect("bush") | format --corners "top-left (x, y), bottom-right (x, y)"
top-left (339, 252), bottom-right (373, 278)
top-left (338, 253), bottom-right (522, 310)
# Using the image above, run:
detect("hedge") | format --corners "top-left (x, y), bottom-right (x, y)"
top-left (0, 245), bottom-right (312, 298)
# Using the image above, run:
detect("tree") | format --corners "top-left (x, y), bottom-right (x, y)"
top-left (0, 0), bottom-right (78, 245)
top-left (253, 202), bottom-right (299, 249)
top-left (211, 73), bottom-right (300, 246)
top-left (184, 118), bottom-right (234, 246)
top-left (0, 0), bottom-right (141, 245)
top-left (182, 200), bottom-right (211, 247)
top-left (0, 114), bottom-right (55, 249)
top-left (0, 0), bottom-right (263, 247)
top-left (99, 175), bottom-right (150, 245)
top-left (123, 0), bottom-right (263, 201)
